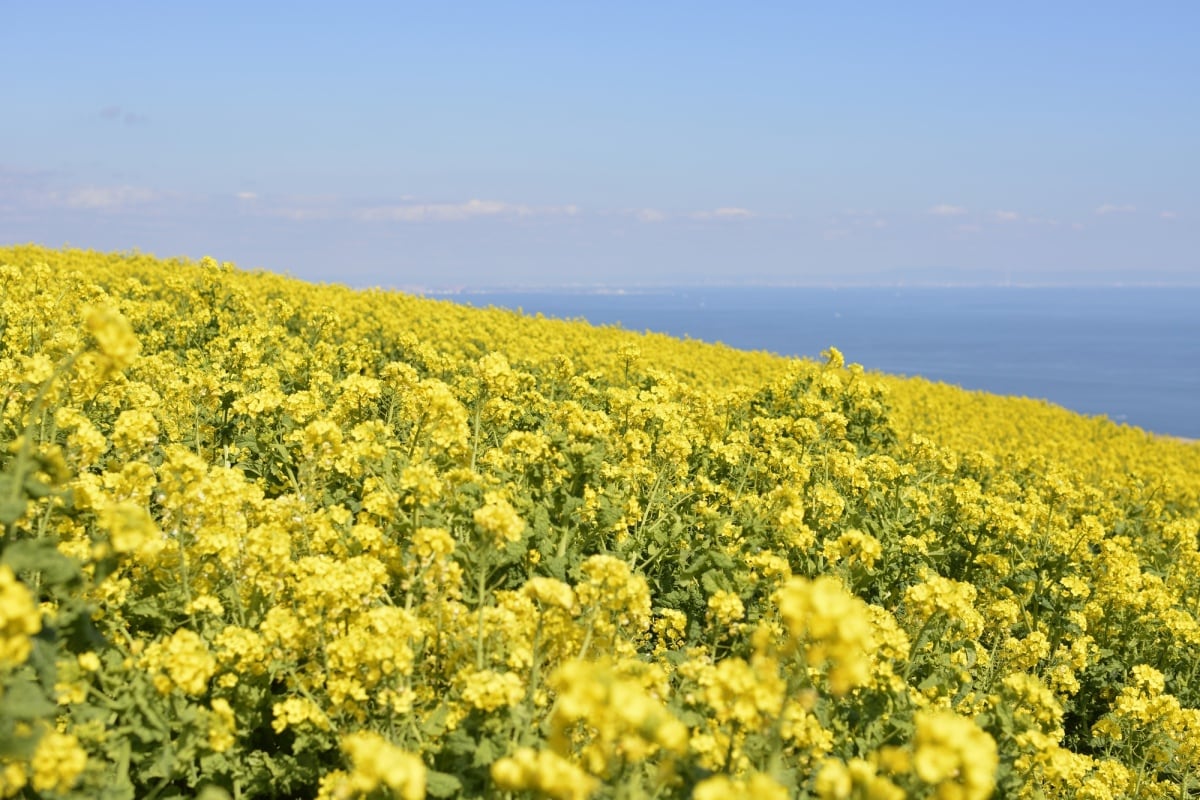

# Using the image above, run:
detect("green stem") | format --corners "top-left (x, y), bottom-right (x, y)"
top-left (902, 612), bottom-right (942, 683)
top-left (173, 516), bottom-right (194, 619)
top-left (576, 616), bottom-right (596, 661)
top-left (475, 555), bottom-right (489, 670)
top-left (3, 348), bottom-right (82, 539)
top-left (555, 524), bottom-right (574, 560)
top-left (469, 400), bottom-right (484, 474)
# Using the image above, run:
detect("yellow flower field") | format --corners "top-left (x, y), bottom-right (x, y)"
top-left (2, 245), bottom-right (1199, 799)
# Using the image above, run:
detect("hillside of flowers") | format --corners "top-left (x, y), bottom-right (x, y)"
top-left (2, 244), bottom-right (1200, 799)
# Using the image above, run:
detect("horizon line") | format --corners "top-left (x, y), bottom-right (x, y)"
top-left (385, 280), bottom-right (1200, 295)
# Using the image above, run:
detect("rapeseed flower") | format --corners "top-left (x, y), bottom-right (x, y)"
top-left (0, 566), bottom-right (41, 668)
top-left (30, 731), bottom-right (87, 794)
top-left (85, 305), bottom-right (140, 369)
top-left (776, 575), bottom-right (876, 695)
top-left (473, 491), bottom-right (526, 546)
top-left (141, 628), bottom-right (216, 696)
top-left (912, 710), bottom-right (997, 800)
top-left (490, 747), bottom-right (598, 800)
top-left (340, 732), bottom-right (425, 800)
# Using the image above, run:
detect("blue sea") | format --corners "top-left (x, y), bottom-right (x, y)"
top-left (457, 287), bottom-right (1200, 439)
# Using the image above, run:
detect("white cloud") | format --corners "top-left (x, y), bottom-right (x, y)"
top-left (1022, 216), bottom-right (1062, 227)
top-left (358, 201), bottom-right (485, 222)
top-left (234, 193), bottom-right (579, 223)
top-left (57, 185), bottom-right (159, 210)
top-left (1095, 203), bottom-right (1136, 215)
top-left (834, 210), bottom-right (888, 229)
top-left (357, 199), bottom-right (578, 222)
top-left (266, 207), bottom-right (332, 221)
top-left (1160, 210), bottom-right (1178, 220)
top-left (363, 199), bottom-right (507, 222)
top-left (634, 208), bottom-right (668, 223)
top-left (1, 172), bottom-right (168, 214)
top-left (994, 210), bottom-right (1020, 222)
top-left (628, 206), bottom-right (756, 222)
top-left (929, 204), bottom-right (967, 216)
top-left (692, 206), bottom-right (754, 219)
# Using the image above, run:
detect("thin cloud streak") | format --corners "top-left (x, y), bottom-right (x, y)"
top-left (633, 208), bottom-right (668, 223)
top-left (629, 207), bottom-right (756, 223)
top-left (5, 176), bottom-right (756, 226)
top-left (355, 199), bottom-right (580, 222)
top-left (1095, 203), bottom-right (1136, 215)
top-left (830, 210), bottom-right (888, 230)
top-left (49, 185), bottom-right (162, 211)
top-left (691, 207), bottom-right (754, 220)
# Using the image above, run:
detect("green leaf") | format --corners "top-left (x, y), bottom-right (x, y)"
top-left (0, 496), bottom-right (26, 526)
top-left (471, 737), bottom-right (497, 768)
top-left (531, 504), bottom-right (551, 536)
top-left (1, 538), bottom-right (81, 587)
top-left (22, 474), bottom-right (54, 499)
top-left (27, 636), bottom-right (60, 693)
top-left (426, 771), bottom-right (464, 798)
top-left (441, 727), bottom-right (475, 759)
top-left (98, 784), bottom-right (138, 800)
top-left (543, 554), bottom-right (568, 580)
top-left (0, 721), bottom-right (38, 759)
top-left (196, 784), bottom-right (233, 800)
top-left (0, 671), bottom-right (57, 719)
top-left (700, 570), bottom-right (727, 595)
top-left (420, 704), bottom-right (451, 739)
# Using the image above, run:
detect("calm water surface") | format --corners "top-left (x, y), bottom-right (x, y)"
top-left (457, 288), bottom-right (1200, 439)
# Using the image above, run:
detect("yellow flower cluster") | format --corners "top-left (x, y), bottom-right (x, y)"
top-left (0, 566), bottom-right (40, 668)
top-left (815, 756), bottom-right (905, 800)
top-left (912, 710), bottom-right (997, 800)
top-left (776, 575), bottom-right (877, 695)
top-left (491, 746), bottom-right (599, 800)
top-left (473, 490), bottom-right (526, 546)
top-left (2, 245), bottom-right (1200, 799)
top-left (694, 771), bottom-right (790, 800)
top-left (141, 628), bottom-right (218, 696)
top-left (29, 731), bottom-right (88, 794)
top-left (547, 658), bottom-right (689, 776)
top-left (904, 572), bottom-right (985, 641)
top-left (333, 731), bottom-right (426, 800)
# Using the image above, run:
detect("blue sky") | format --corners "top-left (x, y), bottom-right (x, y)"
top-left (3, 1), bottom-right (1197, 286)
